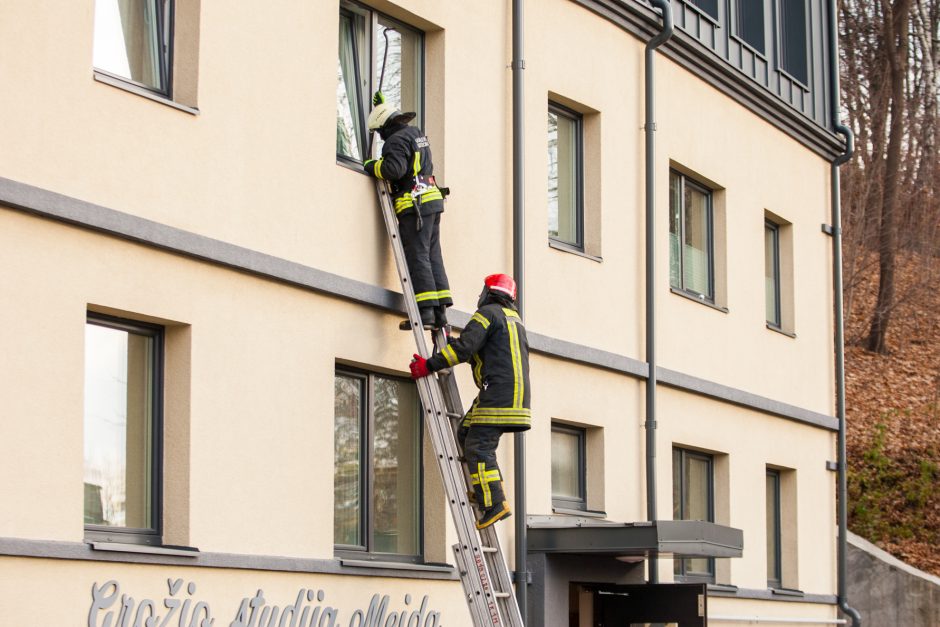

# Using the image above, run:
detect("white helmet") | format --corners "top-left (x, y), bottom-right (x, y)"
top-left (367, 103), bottom-right (416, 131)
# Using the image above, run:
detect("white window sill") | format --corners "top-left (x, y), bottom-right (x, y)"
top-left (552, 506), bottom-right (607, 518)
top-left (94, 71), bottom-right (199, 116)
top-left (766, 323), bottom-right (797, 338)
top-left (549, 239), bottom-right (602, 263)
top-left (340, 558), bottom-right (453, 573)
top-left (670, 287), bottom-right (729, 313)
top-left (90, 542), bottom-right (199, 557)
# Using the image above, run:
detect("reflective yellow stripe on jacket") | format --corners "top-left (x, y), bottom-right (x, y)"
top-left (394, 187), bottom-right (444, 214)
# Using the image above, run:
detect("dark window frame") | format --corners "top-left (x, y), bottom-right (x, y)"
top-left (84, 312), bottom-right (165, 546)
top-left (547, 101), bottom-right (585, 251)
top-left (334, 367), bottom-right (424, 563)
top-left (775, 0), bottom-right (810, 88)
top-left (673, 447), bottom-right (716, 583)
top-left (93, 0), bottom-right (174, 98)
top-left (336, 0), bottom-right (426, 167)
top-left (732, 0), bottom-right (767, 56)
top-left (551, 423), bottom-right (587, 510)
top-left (766, 469), bottom-right (783, 588)
top-left (669, 170), bottom-right (716, 303)
top-left (765, 220), bottom-right (782, 328)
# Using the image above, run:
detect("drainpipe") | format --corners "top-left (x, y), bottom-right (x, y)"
top-left (511, 0), bottom-right (527, 620)
top-left (643, 0), bottom-right (673, 585)
top-left (827, 0), bottom-right (861, 625)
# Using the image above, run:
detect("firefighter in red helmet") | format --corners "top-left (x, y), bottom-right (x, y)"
top-left (410, 274), bottom-right (531, 529)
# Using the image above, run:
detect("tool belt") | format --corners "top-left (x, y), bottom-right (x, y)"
top-left (393, 175), bottom-right (450, 216)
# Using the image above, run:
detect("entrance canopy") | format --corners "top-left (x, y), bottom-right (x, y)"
top-left (527, 516), bottom-right (743, 559)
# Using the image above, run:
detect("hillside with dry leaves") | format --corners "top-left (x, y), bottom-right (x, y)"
top-left (845, 252), bottom-right (940, 575)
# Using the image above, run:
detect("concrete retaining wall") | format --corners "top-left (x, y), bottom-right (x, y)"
top-left (848, 531), bottom-right (940, 626)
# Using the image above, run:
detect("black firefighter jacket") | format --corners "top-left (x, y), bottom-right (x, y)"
top-left (369, 125), bottom-right (444, 217)
top-left (426, 304), bottom-right (531, 430)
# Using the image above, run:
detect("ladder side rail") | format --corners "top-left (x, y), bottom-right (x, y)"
top-left (433, 332), bottom-right (525, 627)
top-left (415, 371), bottom-right (508, 624)
top-left (375, 182), bottom-right (509, 625)
top-left (375, 181), bottom-right (434, 359)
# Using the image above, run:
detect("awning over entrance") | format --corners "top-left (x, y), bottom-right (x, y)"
top-left (527, 516), bottom-right (743, 559)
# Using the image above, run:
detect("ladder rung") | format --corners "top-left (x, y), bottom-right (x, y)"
top-left (493, 592), bottom-right (511, 599)
top-left (481, 546), bottom-right (498, 553)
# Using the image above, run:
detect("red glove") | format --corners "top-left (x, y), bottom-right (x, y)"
top-left (410, 353), bottom-right (431, 379)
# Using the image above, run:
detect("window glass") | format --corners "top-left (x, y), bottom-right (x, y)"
top-left (690, 0), bottom-right (719, 19)
top-left (551, 428), bottom-right (582, 501)
top-left (673, 448), bottom-right (715, 581)
top-left (334, 369), bottom-right (421, 558)
top-left (766, 471), bottom-right (782, 586)
top-left (337, 10), bottom-right (367, 161)
top-left (548, 105), bottom-right (582, 248)
top-left (779, 0), bottom-right (808, 84)
top-left (84, 319), bottom-right (158, 534)
top-left (93, 0), bottom-right (168, 92)
top-left (333, 373), bottom-right (363, 548)
top-left (765, 222), bottom-right (781, 326)
top-left (372, 376), bottom-right (420, 555)
top-left (735, 0), bottom-right (766, 53)
top-left (683, 183), bottom-right (712, 296)
top-left (670, 171), bottom-right (714, 300)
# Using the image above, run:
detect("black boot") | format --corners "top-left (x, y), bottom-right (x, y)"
top-left (435, 305), bottom-right (449, 329)
top-left (399, 307), bottom-right (436, 331)
top-left (476, 501), bottom-right (512, 529)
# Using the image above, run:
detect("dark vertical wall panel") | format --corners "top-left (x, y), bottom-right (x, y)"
top-left (664, 0), bottom-right (830, 130)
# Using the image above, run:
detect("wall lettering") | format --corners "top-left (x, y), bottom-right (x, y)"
top-left (89, 581), bottom-right (443, 627)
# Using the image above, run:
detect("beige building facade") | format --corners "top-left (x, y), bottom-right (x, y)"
top-left (0, 0), bottom-right (852, 624)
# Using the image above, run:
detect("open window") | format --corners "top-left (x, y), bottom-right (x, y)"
top-left (336, 1), bottom-right (424, 164)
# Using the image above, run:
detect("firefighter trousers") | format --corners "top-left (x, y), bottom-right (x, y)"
top-left (459, 423), bottom-right (506, 510)
top-left (399, 212), bottom-right (452, 310)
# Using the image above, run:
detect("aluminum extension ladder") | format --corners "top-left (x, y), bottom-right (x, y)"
top-left (373, 179), bottom-right (525, 627)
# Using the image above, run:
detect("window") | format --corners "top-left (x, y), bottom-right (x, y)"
top-left (84, 314), bottom-right (163, 545)
top-left (93, 0), bottom-right (172, 94)
top-left (548, 103), bottom-right (584, 249)
top-left (334, 368), bottom-right (422, 559)
top-left (688, 0), bottom-right (719, 19)
top-left (673, 448), bottom-right (715, 582)
top-left (778, 0), bottom-right (809, 85)
top-left (735, 0), bottom-right (766, 54)
top-left (766, 469), bottom-right (782, 588)
top-left (336, 1), bottom-right (424, 163)
top-left (765, 221), bottom-right (781, 326)
top-left (669, 171), bottom-right (714, 301)
top-left (551, 424), bottom-right (586, 510)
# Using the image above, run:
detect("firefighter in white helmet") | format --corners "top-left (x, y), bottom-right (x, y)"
top-left (364, 93), bottom-right (451, 330)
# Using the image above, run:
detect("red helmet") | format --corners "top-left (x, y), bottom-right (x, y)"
top-left (484, 274), bottom-right (517, 301)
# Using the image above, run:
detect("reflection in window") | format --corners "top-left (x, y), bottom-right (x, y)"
top-left (93, 0), bottom-right (170, 93)
top-left (673, 448), bottom-right (715, 582)
top-left (336, 2), bottom-right (424, 163)
top-left (548, 103), bottom-right (583, 248)
top-left (84, 315), bottom-right (161, 541)
top-left (689, 0), bottom-right (719, 19)
top-left (766, 469), bottom-right (782, 587)
top-left (779, 0), bottom-right (809, 84)
top-left (735, 0), bottom-right (766, 54)
top-left (334, 369), bottom-right (421, 558)
top-left (669, 171), bottom-right (714, 301)
top-left (765, 221), bottom-right (781, 326)
top-left (551, 424), bottom-right (586, 509)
